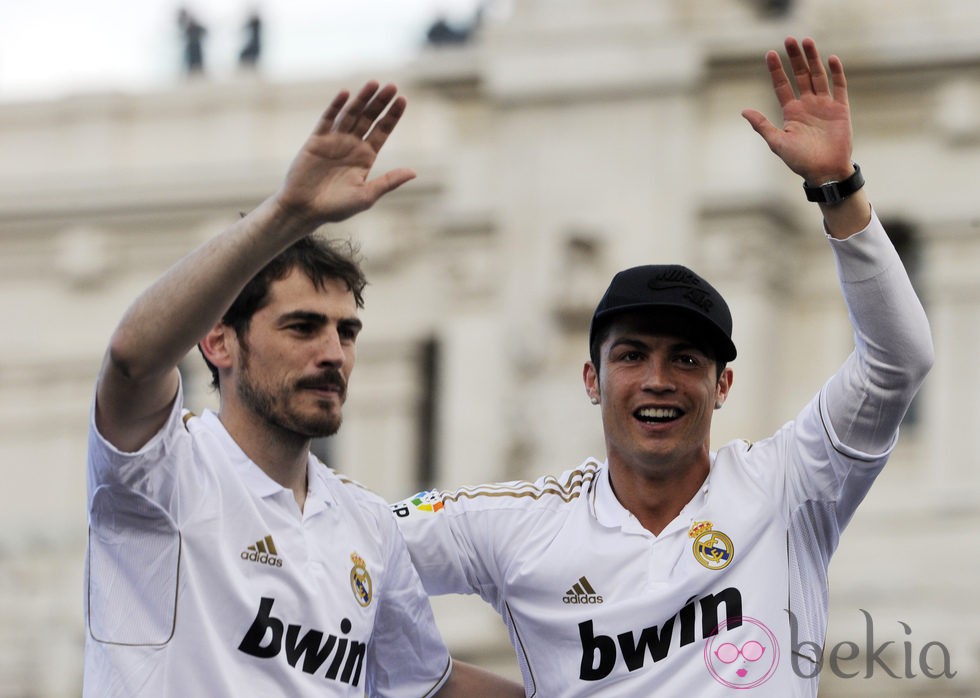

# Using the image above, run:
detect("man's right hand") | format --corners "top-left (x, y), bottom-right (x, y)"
top-left (274, 81), bottom-right (417, 228)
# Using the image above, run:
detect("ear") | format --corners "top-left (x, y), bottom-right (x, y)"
top-left (714, 366), bottom-right (734, 409)
top-left (199, 323), bottom-right (236, 372)
top-left (583, 361), bottom-right (600, 404)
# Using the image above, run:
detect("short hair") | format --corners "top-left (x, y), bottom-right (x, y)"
top-left (200, 235), bottom-right (367, 389)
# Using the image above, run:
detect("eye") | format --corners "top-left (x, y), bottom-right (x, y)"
top-left (674, 352), bottom-right (704, 368)
top-left (339, 324), bottom-right (361, 343)
top-left (287, 322), bottom-right (316, 336)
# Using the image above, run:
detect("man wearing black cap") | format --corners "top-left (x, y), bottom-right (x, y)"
top-left (392, 37), bottom-right (933, 696)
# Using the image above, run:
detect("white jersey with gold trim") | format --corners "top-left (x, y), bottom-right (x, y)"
top-left (85, 380), bottom-right (451, 698)
top-left (394, 212), bottom-right (933, 697)
top-left (395, 388), bottom-right (882, 696)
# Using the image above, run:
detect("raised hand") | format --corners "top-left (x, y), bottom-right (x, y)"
top-left (276, 81), bottom-right (417, 226)
top-left (741, 37), bottom-right (854, 185)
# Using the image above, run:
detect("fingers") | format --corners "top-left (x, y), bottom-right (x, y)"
top-left (331, 80), bottom-right (379, 134)
top-left (781, 36), bottom-right (835, 98)
top-left (766, 49), bottom-right (796, 108)
top-left (800, 37), bottom-right (830, 95)
top-left (339, 82), bottom-right (398, 138)
top-left (740, 108), bottom-right (780, 151)
top-left (827, 54), bottom-right (849, 108)
top-left (335, 81), bottom-right (400, 138)
top-left (365, 166), bottom-right (417, 201)
top-left (312, 81), bottom-right (408, 151)
top-left (363, 95), bottom-right (407, 153)
top-left (313, 89), bottom-right (352, 136)
top-left (784, 37), bottom-right (815, 96)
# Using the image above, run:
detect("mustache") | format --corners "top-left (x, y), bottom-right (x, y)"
top-left (295, 369), bottom-right (347, 396)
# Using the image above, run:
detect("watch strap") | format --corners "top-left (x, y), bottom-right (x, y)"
top-left (802, 163), bottom-right (865, 204)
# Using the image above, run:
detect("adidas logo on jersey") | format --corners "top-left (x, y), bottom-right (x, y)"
top-left (242, 534), bottom-right (283, 568)
top-left (563, 576), bottom-right (603, 605)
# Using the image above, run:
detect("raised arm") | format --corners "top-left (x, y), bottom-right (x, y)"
top-left (95, 81), bottom-right (415, 452)
top-left (742, 37), bottom-right (933, 453)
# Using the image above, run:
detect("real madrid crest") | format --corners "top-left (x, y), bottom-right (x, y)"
top-left (689, 520), bottom-right (734, 570)
top-left (350, 552), bottom-right (373, 607)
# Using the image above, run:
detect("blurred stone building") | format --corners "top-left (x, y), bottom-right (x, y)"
top-left (1, 0), bottom-right (978, 695)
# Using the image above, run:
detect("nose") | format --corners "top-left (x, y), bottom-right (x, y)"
top-left (641, 356), bottom-right (675, 392)
top-left (316, 327), bottom-right (346, 367)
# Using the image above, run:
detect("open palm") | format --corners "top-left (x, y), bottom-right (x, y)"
top-left (277, 81), bottom-right (416, 225)
top-left (742, 37), bottom-right (854, 184)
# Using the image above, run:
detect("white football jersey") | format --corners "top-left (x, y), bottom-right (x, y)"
top-left (395, 208), bottom-right (933, 697)
top-left (85, 381), bottom-right (451, 698)
top-left (395, 389), bottom-right (890, 697)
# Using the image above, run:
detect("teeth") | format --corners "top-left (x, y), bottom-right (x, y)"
top-left (637, 407), bottom-right (680, 421)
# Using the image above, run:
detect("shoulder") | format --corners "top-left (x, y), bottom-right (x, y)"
top-left (325, 466), bottom-right (382, 499)
top-left (397, 459), bottom-right (603, 517)
top-left (313, 463), bottom-right (396, 521)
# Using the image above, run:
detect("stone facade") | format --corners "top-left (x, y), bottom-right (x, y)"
top-left (1, 0), bottom-right (978, 694)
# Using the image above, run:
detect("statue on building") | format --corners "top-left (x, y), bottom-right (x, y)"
top-left (239, 11), bottom-right (262, 69)
top-left (425, 3), bottom-right (485, 46)
top-left (177, 7), bottom-right (207, 75)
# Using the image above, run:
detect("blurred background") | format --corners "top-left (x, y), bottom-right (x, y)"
top-left (1, 0), bottom-right (978, 695)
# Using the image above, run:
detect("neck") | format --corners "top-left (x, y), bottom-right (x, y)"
top-left (606, 455), bottom-right (710, 536)
top-left (218, 406), bottom-right (311, 512)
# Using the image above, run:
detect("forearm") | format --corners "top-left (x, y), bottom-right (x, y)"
top-left (96, 194), bottom-right (317, 449)
top-left (96, 80), bottom-right (413, 450)
top-left (105, 195), bottom-right (309, 382)
top-left (819, 185), bottom-right (871, 240)
top-left (823, 207), bottom-right (934, 453)
top-left (436, 660), bottom-right (525, 698)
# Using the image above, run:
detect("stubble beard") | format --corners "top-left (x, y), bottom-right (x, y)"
top-left (237, 352), bottom-right (343, 439)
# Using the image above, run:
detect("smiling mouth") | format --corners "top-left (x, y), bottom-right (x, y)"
top-left (634, 407), bottom-right (682, 423)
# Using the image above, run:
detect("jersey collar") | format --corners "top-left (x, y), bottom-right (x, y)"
top-left (200, 409), bottom-right (337, 510)
top-left (590, 458), bottom-right (713, 538)
top-left (591, 463), bottom-right (643, 532)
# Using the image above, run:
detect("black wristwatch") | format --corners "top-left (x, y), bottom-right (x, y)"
top-left (802, 163), bottom-right (865, 204)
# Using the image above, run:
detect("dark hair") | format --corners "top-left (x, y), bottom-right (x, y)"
top-left (200, 235), bottom-right (367, 389)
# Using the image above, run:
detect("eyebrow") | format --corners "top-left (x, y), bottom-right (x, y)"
top-left (277, 310), bottom-right (327, 326)
top-left (277, 310), bottom-right (363, 333)
top-left (607, 335), bottom-right (705, 355)
top-left (607, 337), bottom-right (649, 353)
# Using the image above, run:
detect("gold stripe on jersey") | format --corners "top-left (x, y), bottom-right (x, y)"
top-left (504, 601), bottom-right (537, 697)
top-left (334, 472), bottom-right (372, 491)
top-left (440, 461), bottom-right (602, 504)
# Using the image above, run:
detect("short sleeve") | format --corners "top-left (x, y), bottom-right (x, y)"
top-left (87, 377), bottom-right (186, 503)
top-left (391, 490), bottom-right (500, 601)
top-left (366, 512), bottom-right (452, 698)
top-left (86, 381), bottom-right (188, 646)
